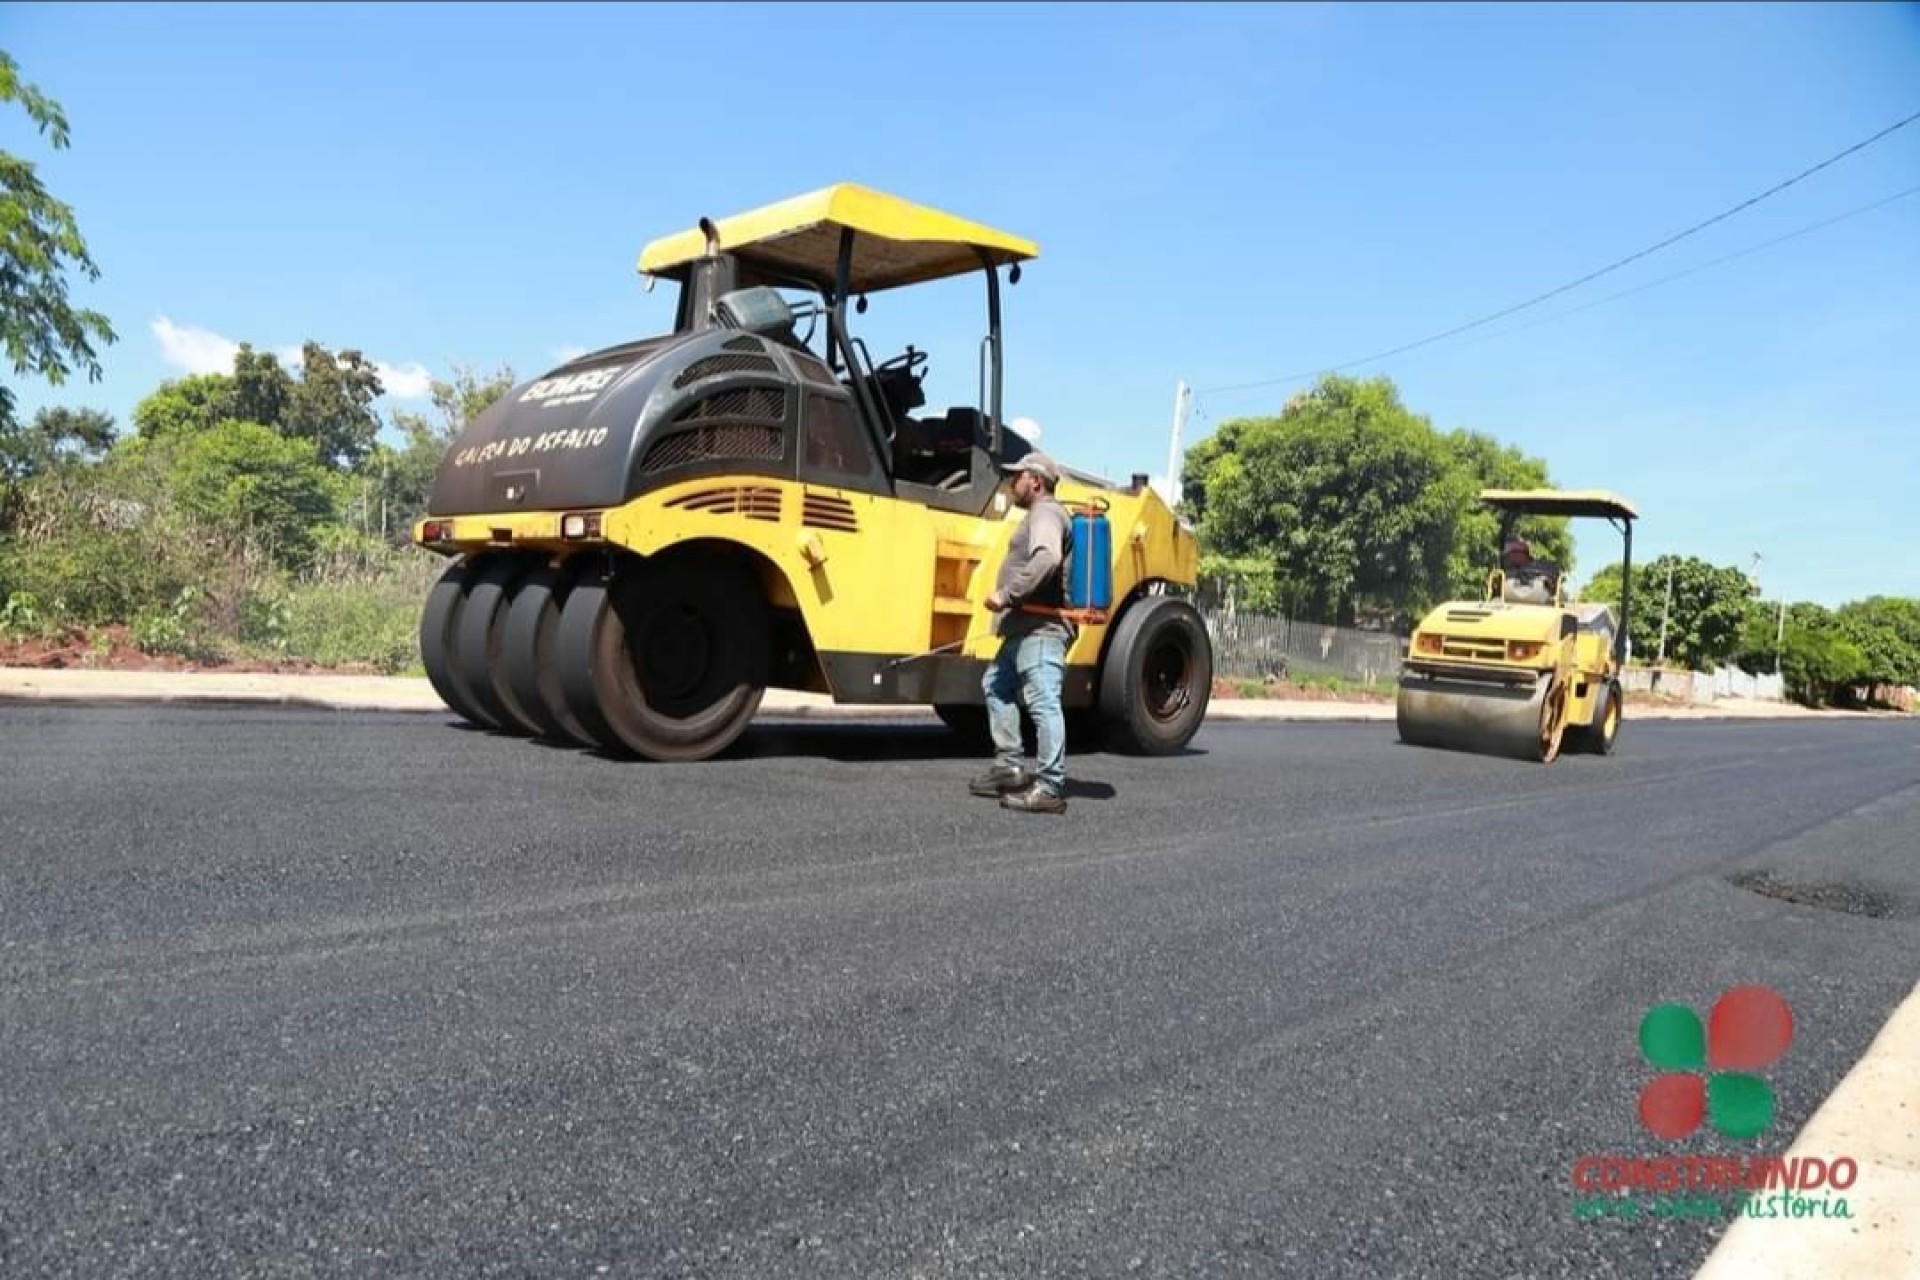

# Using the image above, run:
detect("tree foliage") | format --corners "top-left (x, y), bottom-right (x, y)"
top-left (161, 420), bottom-right (338, 570)
top-left (1740, 603), bottom-right (1870, 707)
top-left (131, 340), bottom-right (389, 470)
top-left (1183, 374), bottom-right (1573, 625)
top-left (284, 342), bottom-right (384, 470)
top-left (1834, 597), bottom-right (1920, 688)
top-left (0, 404), bottom-right (115, 532)
top-left (1441, 428), bottom-right (1575, 596)
top-left (2, 404), bottom-right (113, 483)
top-left (0, 50), bottom-right (117, 432)
top-left (1581, 554), bottom-right (1758, 671)
top-left (231, 343), bottom-right (294, 430)
top-left (133, 373), bottom-right (238, 441)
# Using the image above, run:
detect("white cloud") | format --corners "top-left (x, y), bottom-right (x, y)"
top-left (150, 316), bottom-right (435, 401)
top-left (373, 362), bottom-right (434, 400)
top-left (151, 317), bottom-right (242, 376)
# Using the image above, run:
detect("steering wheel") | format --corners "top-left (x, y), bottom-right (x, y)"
top-left (871, 346), bottom-right (930, 447)
top-left (874, 345), bottom-right (929, 379)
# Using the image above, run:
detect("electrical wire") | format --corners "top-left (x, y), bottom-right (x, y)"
top-left (1438, 182), bottom-right (1920, 352)
top-left (1197, 107), bottom-right (1920, 396)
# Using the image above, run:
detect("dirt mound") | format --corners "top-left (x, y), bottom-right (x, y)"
top-left (0, 626), bottom-right (364, 676)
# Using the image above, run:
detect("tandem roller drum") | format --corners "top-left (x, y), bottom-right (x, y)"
top-left (1396, 670), bottom-right (1567, 763)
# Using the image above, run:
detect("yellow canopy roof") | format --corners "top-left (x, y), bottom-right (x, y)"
top-left (1479, 488), bottom-right (1639, 520)
top-left (637, 183), bottom-right (1039, 294)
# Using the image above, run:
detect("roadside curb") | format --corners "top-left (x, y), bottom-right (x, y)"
top-left (0, 668), bottom-right (1899, 725)
top-left (0, 667), bottom-right (1394, 722)
top-left (1693, 977), bottom-right (1920, 1280)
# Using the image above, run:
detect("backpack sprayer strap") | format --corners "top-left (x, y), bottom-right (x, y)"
top-left (1012, 497), bottom-right (1112, 626)
top-left (1018, 604), bottom-right (1109, 625)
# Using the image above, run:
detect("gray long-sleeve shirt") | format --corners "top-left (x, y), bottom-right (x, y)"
top-left (994, 498), bottom-right (1074, 641)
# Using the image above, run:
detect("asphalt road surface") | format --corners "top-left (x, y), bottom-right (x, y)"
top-left (4, 703), bottom-right (1918, 1279)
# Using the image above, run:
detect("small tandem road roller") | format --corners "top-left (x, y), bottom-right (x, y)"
top-left (412, 184), bottom-right (1214, 762)
top-left (1396, 489), bottom-right (1638, 764)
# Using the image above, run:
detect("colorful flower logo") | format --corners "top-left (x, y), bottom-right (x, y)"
top-left (1638, 985), bottom-right (1794, 1140)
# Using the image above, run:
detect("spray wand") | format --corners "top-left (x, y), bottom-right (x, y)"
top-left (886, 631), bottom-right (995, 669)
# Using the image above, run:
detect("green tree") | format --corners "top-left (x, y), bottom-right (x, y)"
top-left (1754, 603), bottom-right (1870, 707)
top-left (232, 343), bottom-right (294, 429)
top-left (2, 404), bottom-right (112, 482)
top-left (1584, 554), bottom-right (1758, 670)
top-left (284, 341), bottom-right (383, 470)
top-left (0, 404), bottom-right (114, 530)
top-left (1182, 375), bottom-right (1472, 624)
top-left (0, 50), bottom-right (116, 433)
top-left (166, 420), bottom-right (338, 569)
top-left (1440, 429), bottom-right (1573, 597)
top-left (132, 340), bottom-right (388, 471)
top-left (0, 439), bottom-right (221, 628)
top-left (1195, 552), bottom-right (1282, 615)
top-left (133, 372), bottom-right (238, 440)
top-left (1833, 597), bottom-right (1920, 687)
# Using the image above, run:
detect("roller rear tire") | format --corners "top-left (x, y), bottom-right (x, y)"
top-left (455, 554), bottom-right (545, 736)
top-left (501, 558), bottom-right (600, 746)
top-left (1097, 595), bottom-right (1213, 755)
top-left (419, 558), bottom-right (498, 730)
top-left (555, 551), bottom-right (768, 762)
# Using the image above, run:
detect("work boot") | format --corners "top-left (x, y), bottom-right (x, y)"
top-left (1000, 783), bottom-right (1067, 815)
top-left (969, 764), bottom-right (1030, 798)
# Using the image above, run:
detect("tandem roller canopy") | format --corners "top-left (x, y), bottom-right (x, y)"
top-left (1477, 489), bottom-right (1639, 522)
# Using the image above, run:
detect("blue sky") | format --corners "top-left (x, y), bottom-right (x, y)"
top-left (5, 1), bottom-right (1917, 607)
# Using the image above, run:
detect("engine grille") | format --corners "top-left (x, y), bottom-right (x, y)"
top-left (640, 423), bottom-right (784, 474)
top-left (662, 486), bottom-right (784, 523)
top-left (1440, 637), bottom-right (1507, 661)
top-left (792, 354), bottom-right (841, 387)
top-left (672, 353), bottom-right (779, 388)
top-left (678, 387), bottom-right (785, 424)
top-left (801, 493), bottom-right (859, 533)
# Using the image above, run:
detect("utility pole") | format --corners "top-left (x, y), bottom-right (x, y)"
top-left (1775, 598), bottom-right (1786, 674)
top-left (1162, 380), bottom-right (1190, 509)
top-left (1656, 560), bottom-right (1675, 666)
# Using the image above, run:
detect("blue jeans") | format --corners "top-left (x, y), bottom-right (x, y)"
top-left (982, 632), bottom-right (1067, 796)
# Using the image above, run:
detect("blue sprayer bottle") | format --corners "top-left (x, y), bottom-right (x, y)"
top-left (1067, 501), bottom-right (1113, 615)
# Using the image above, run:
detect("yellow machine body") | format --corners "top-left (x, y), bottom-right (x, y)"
top-left (1397, 489), bottom-right (1639, 763)
top-left (410, 185), bottom-right (1214, 761)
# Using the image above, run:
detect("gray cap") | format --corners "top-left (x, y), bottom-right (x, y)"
top-left (1003, 451), bottom-right (1060, 485)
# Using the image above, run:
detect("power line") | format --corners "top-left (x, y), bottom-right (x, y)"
top-left (1198, 106), bottom-right (1920, 396)
top-left (1184, 181), bottom-right (1919, 431)
top-left (1442, 182), bottom-right (1920, 351)
top-left (1187, 181), bottom-right (1919, 424)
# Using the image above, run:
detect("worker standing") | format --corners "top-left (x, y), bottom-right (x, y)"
top-left (970, 452), bottom-right (1073, 814)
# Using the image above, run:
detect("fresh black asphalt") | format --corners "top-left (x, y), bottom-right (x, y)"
top-left (3, 703), bottom-right (1917, 1278)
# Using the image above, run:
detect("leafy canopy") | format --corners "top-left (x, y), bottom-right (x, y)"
top-left (0, 50), bottom-right (116, 432)
top-left (1181, 374), bottom-right (1574, 624)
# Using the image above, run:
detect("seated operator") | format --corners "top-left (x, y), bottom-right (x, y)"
top-left (1501, 537), bottom-right (1559, 605)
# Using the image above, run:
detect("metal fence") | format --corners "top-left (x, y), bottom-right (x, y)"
top-left (1200, 609), bottom-right (1407, 687)
top-left (1201, 608), bottom-right (1791, 704)
top-left (1620, 665), bottom-right (1786, 704)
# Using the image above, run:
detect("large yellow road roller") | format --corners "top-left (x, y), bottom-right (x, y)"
top-left (411, 184), bottom-right (1213, 762)
top-left (1397, 489), bottom-right (1638, 763)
